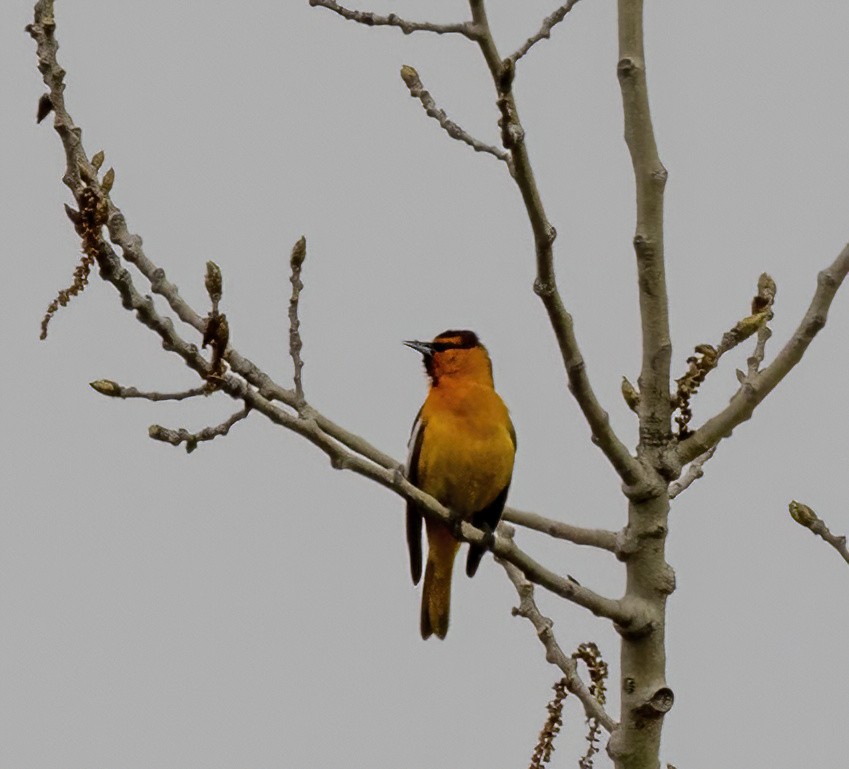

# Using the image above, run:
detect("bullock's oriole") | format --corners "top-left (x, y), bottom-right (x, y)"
top-left (404, 330), bottom-right (516, 639)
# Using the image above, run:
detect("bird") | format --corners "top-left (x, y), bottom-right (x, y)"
top-left (404, 330), bottom-right (516, 639)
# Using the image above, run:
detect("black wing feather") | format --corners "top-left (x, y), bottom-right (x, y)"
top-left (405, 409), bottom-right (425, 584)
top-left (466, 416), bottom-right (515, 578)
top-left (465, 482), bottom-right (511, 578)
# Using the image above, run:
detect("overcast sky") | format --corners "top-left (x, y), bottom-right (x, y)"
top-left (4, 2), bottom-right (849, 767)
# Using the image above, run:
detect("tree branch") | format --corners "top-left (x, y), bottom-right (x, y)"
top-left (28, 1), bottom-right (638, 629)
top-left (149, 405), bottom-right (251, 453)
top-left (497, 526), bottom-right (617, 733)
top-left (503, 506), bottom-right (618, 553)
top-left (789, 501), bottom-right (849, 567)
top-left (308, 0), bottom-right (479, 39)
top-left (89, 380), bottom-right (210, 402)
top-left (468, 0), bottom-right (647, 494)
top-left (676, 244), bottom-right (849, 465)
top-left (668, 447), bottom-right (716, 500)
top-left (399, 65), bottom-right (509, 163)
top-left (616, 0), bottom-right (671, 466)
top-left (508, 0), bottom-right (582, 65)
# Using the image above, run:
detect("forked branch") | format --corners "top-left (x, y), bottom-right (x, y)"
top-left (497, 525), bottom-right (617, 733)
top-left (467, 0), bottom-right (646, 493)
top-left (677, 246), bottom-right (849, 465)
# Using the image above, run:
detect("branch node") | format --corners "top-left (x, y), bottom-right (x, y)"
top-left (617, 57), bottom-right (636, 79)
top-left (533, 278), bottom-right (555, 298)
top-left (636, 687), bottom-right (674, 718)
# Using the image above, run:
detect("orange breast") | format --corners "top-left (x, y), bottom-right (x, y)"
top-left (417, 382), bottom-right (515, 517)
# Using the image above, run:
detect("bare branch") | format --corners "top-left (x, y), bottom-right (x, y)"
top-left (467, 0), bottom-right (647, 494)
top-left (509, 1), bottom-right (582, 64)
top-left (668, 447), bottom-right (716, 500)
top-left (399, 65), bottom-right (509, 163)
top-left (503, 506), bottom-right (618, 553)
top-left (308, 0), bottom-right (479, 39)
top-left (492, 527), bottom-right (634, 626)
top-left (149, 405), bottom-right (251, 453)
top-left (29, 5), bottom-right (637, 626)
top-left (789, 501), bottom-right (849, 567)
top-left (497, 527), bottom-right (617, 733)
top-left (616, 0), bottom-right (671, 463)
top-left (89, 380), bottom-right (210, 402)
top-left (676, 244), bottom-right (849, 465)
top-left (288, 237), bottom-right (307, 403)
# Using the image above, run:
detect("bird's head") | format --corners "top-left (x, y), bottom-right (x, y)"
top-left (404, 329), bottom-right (494, 386)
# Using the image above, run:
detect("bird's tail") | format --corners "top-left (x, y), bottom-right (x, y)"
top-left (420, 523), bottom-right (459, 640)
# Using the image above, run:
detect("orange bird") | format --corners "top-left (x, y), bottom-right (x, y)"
top-left (404, 330), bottom-right (516, 639)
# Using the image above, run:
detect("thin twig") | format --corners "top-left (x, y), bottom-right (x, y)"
top-left (308, 0), bottom-right (479, 39)
top-left (503, 506), bottom-right (618, 553)
top-left (288, 237), bottom-right (306, 402)
top-left (677, 245), bottom-right (849, 465)
top-left (400, 65), bottom-right (509, 163)
top-left (149, 405), bottom-right (251, 453)
top-left (744, 274), bottom-right (777, 381)
top-left (668, 446), bottom-right (716, 500)
top-left (89, 380), bottom-right (210, 402)
top-left (497, 525), bottom-right (617, 733)
top-left (509, 0), bottom-right (582, 64)
top-left (789, 501), bottom-right (849, 567)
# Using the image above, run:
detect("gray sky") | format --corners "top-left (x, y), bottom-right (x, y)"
top-left (4, 1), bottom-right (849, 767)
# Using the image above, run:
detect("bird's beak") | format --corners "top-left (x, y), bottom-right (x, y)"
top-left (404, 340), bottom-right (434, 356)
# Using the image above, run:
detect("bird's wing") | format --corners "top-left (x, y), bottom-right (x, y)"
top-left (465, 482), bottom-right (511, 578)
top-left (466, 417), bottom-right (516, 578)
top-left (405, 407), bottom-right (425, 585)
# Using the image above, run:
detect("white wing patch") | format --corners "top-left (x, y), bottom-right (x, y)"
top-left (405, 411), bottom-right (424, 479)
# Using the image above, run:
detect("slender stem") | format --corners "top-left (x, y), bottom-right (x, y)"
top-left (400, 65), bottom-right (508, 163)
top-left (509, 1), bottom-right (583, 64)
top-left (789, 501), bottom-right (849, 567)
top-left (503, 506), bottom-right (619, 553)
top-left (668, 447), bottom-right (716, 500)
top-left (308, 0), bottom-right (479, 39)
top-left (149, 405), bottom-right (251, 453)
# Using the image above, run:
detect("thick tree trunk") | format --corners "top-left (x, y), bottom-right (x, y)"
top-left (609, 492), bottom-right (674, 769)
